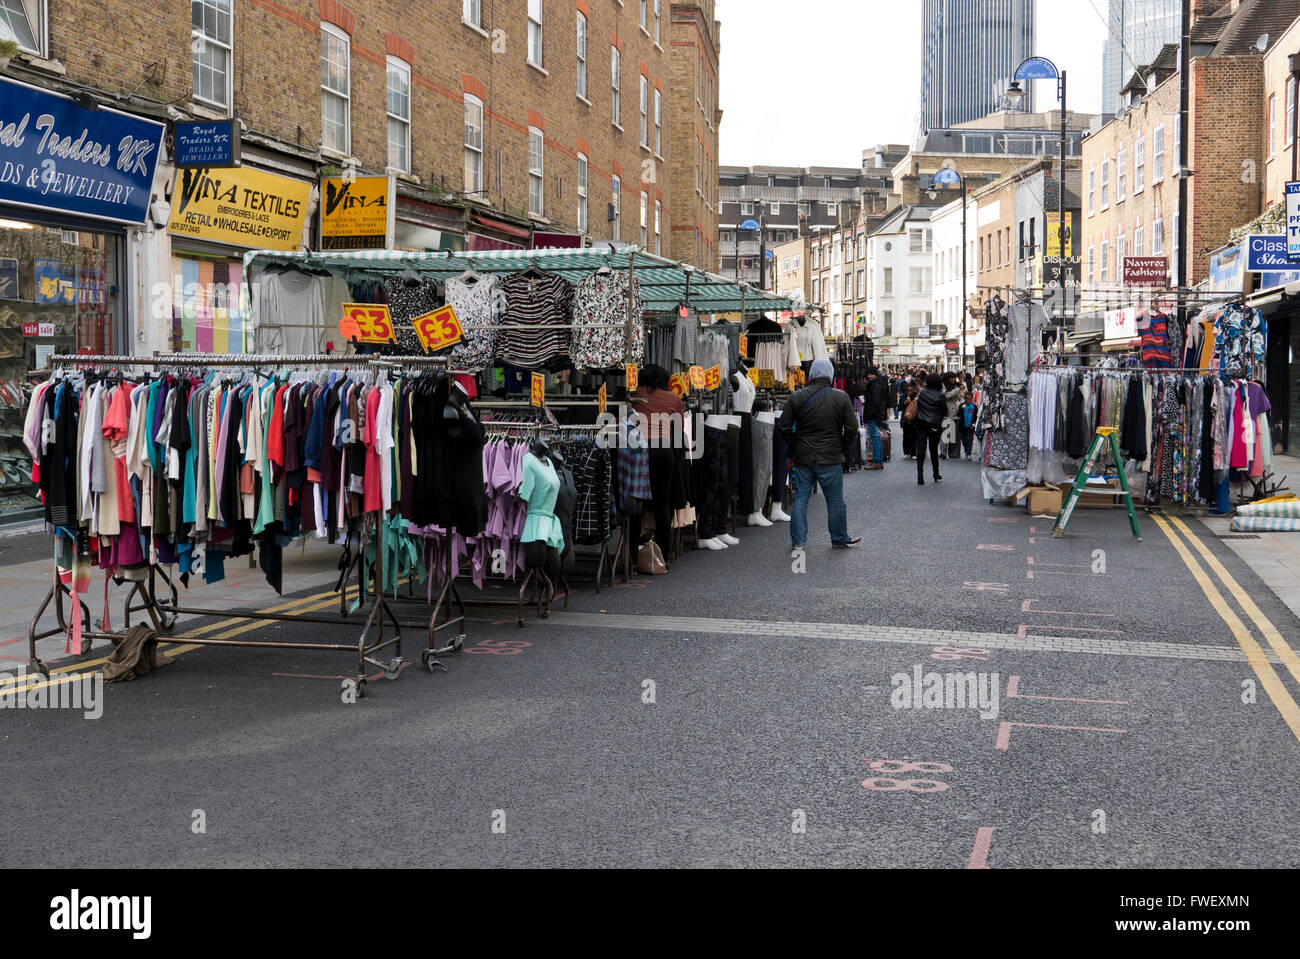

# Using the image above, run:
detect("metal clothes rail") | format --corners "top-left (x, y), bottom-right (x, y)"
top-left (28, 353), bottom-right (472, 698)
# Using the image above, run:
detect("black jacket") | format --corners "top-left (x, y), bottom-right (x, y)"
top-left (778, 377), bottom-right (859, 466)
top-left (863, 377), bottom-right (889, 423)
top-left (916, 387), bottom-right (947, 427)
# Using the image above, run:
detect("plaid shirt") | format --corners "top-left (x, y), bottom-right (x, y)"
top-left (617, 420), bottom-right (652, 505)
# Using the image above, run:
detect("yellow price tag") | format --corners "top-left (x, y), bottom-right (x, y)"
top-left (704, 365), bottom-right (721, 391)
top-left (738, 333), bottom-right (748, 357)
top-left (625, 363), bottom-right (638, 392)
top-left (412, 305), bottom-right (464, 354)
top-left (669, 373), bottom-right (689, 397)
top-left (688, 365), bottom-right (706, 389)
top-left (530, 372), bottom-right (545, 408)
top-left (598, 383), bottom-right (607, 415)
top-left (340, 303), bottom-right (395, 344)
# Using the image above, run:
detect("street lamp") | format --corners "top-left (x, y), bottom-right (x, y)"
top-left (933, 166), bottom-right (967, 372)
top-left (1007, 56), bottom-right (1070, 340)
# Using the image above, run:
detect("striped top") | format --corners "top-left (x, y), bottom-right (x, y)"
top-left (498, 271), bottom-right (574, 368)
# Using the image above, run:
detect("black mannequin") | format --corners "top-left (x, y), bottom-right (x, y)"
top-left (795, 315), bottom-right (807, 327)
top-left (530, 436), bottom-right (551, 459)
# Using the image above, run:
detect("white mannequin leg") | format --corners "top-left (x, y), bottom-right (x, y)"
top-left (768, 503), bottom-right (791, 522)
top-left (719, 532), bottom-right (740, 546)
top-left (748, 511), bottom-right (773, 527)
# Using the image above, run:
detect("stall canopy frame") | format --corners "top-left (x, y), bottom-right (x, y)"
top-left (241, 244), bottom-right (796, 315)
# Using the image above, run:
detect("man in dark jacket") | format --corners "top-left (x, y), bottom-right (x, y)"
top-left (861, 366), bottom-right (889, 470)
top-left (778, 357), bottom-right (862, 554)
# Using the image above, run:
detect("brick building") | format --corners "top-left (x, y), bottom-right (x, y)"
top-left (1080, 0), bottom-right (1300, 308)
top-left (668, 0), bottom-right (721, 272)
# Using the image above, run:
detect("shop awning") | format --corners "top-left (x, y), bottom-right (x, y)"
top-left (241, 244), bottom-right (796, 314)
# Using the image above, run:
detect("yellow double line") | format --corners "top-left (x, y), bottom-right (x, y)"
top-left (5, 580), bottom-right (388, 696)
top-left (1152, 515), bottom-right (1300, 744)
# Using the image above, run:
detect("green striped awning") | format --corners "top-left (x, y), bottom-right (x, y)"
top-left (242, 244), bottom-right (794, 314)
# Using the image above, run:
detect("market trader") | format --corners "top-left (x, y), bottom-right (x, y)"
top-left (778, 357), bottom-right (862, 556)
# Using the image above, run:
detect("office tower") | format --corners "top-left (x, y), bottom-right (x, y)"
top-left (1102, 0), bottom-right (1183, 116)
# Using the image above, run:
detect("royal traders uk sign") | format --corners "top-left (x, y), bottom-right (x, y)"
top-left (168, 165), bottom-right (311, 251)
top-left (0, 76), bottom-right (164, 225)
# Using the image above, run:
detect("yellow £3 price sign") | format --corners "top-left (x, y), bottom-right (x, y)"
top-left (412, 305), bottom-right (464, 354)
top-left (530, 373), bottom-right (545, 408)
top-left (340, 303), bottom-right (395, 344)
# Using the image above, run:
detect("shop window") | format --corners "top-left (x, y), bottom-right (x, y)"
top-left (191, 0), bottom-right (232, 110)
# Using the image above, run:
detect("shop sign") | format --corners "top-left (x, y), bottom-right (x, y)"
top-left (168, 165), bottom-right (310, 251)
top-left (174, 119), bottom-right (241, 168)
top-left (0, 76), bottom-right (164, 225)
top-left (339, 303), bottom-right (394, 344)
top-left (412, 305), bottom-right (463, 354)
top-left (320, 175), bottom-right (394, 251)
top-left (1123, 256), bottom-right (1168, 286)
top-left (530, 373), bottom-right (546, 407)
top-left (1104, 306), bottom-right (1137, 340)
top-left (1287, 182), bottom-right (1300, 260)
top-left (1207, 243), bottom-right (1245, 295)
top-left (1246, 234), bottom-right (1293, 273)
top-left (625, 363), bottom-right (638, 392)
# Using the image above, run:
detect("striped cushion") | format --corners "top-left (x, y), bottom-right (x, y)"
top-left (1231, 516), bottom-right (1300, 532)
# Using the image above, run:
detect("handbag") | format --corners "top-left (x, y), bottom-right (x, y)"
top-left (904, 394), bottom-right (920, 425)
top-left (637, 541), bottom-right (668, 575)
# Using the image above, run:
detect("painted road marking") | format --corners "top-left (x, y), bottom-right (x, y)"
top-left (1021, 600), bottom-right (1115, 616)
top-left (1152, 515), bottom-right (1300, 746)
top-left (540, 611), bottom-right (1286, 665)
top-left (994, 721), bottom-right (1128, 751)
top-left (1167, 516), bottom-right (1300, 687)
top-left (1005, 675), bottom-right (1130, 705)
top-left (967, 826), bottom-right (996, 869)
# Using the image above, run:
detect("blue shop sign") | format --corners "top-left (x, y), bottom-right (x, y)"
top-left (0, 76), bottom-right (164, 225)
top-left (1245, 233), bottom-right (1297, 272)
top-left (1207, 243), bottom-right (1244, 294)
top-left (174, 119), bottom-right (241, 168)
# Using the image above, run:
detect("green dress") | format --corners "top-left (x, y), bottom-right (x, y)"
top-left (519, 452), bottom-right (565, 551)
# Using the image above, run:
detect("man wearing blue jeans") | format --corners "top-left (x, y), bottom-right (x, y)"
top-left (778, 357), bottom-right (862, 554)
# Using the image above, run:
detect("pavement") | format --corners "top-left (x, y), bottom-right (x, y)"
top-left (1, 420), bottom-right (1298, 868)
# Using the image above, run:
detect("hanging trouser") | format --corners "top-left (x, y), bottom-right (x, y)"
top-left (647, 446), bottom-right (676, 554)
top-left (751, 418), bottom-right (774, 511)
top-left (698, 426), bottom-right (729, 540)
top-left (725, 422), bottom-right (741, 531)
top-left (771, 425), bottom-right (791, 505)
top-left (737, 412), bottom-right (754, 516)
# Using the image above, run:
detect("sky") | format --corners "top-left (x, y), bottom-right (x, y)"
top-left (717, 0), bottom-right (1112, 167)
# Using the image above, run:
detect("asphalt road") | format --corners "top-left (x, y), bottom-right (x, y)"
top-left (3, 421), bottom-right (1298, 868)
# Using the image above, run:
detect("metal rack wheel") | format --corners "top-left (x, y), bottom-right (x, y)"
top-left (28, 658), bottom-right (49, 678)
top-left (383, 657), bottom-right (403, 681)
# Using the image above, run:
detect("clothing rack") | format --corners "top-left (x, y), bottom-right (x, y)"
top-left (28, 353), bottom-right (471, 697)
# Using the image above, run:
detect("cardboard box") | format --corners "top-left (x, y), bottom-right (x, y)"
top-left (1028, 486), bottom-right (1063, 516)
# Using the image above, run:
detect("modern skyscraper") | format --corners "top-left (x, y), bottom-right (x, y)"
top-left (918, 0), bottom-right (1036, 139)
top-left (1101, 0), bottom-right (1182, 117)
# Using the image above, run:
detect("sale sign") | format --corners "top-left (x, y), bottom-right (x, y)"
top-left (688, 365), bottom-right (706, 389)
top-left (625, 363), bottom-right (638, 392)
top-left (738, 333), bottom-right (748, 357)
top-left (530, 373), bottom-right (545, 408)
top-left (704, 365), bottom-right (721, 390)
top-left (597, 383), bottom-right (608, 415)
top-left (412, 305), bottom-right (464, 354)
top-left (669, 373), bottom-right (689, 397)
top-left (340, 303), bottom-right (395, 344)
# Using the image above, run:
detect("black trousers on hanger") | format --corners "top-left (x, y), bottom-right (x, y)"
top-left (647, 447), bottom-right (676, 553)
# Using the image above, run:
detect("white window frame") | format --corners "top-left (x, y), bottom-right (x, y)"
top-left (883, 267), bottom-right (893, 296)
top-left (528, 126), bottom-right (545, 216)
top-left (827, 202), bottom-right (837, 218)
top-left (386, 55), bottom-right (411, 174)
top-left (639, 0), bottom-right (647, 32)
top-left (1116, 147), bottom-right (1126, 203)
top-left (611, 46), bottom-right (621, 126)
top-left (740, 201), bottom-right (755, 216)
top-left (527, 0), bottom-right (544, 68)
top-left (1087, 245), bottom-right (1095, 286)
top-left (1100, 239), bottom-right (1109, 282)
top-left (320, 23), bottom-right (351, 157)
top-left (462, 0), bottom-right (481, 29)
top-left (1269, 94), bottom-right (1278, 158)
top-left (640, 190), bottom-right (648, 247)
top-left (654, 198), bottom-right (662, 255)
top-left (1153, 216), bottom-right (1164, 255)
top-left (3, 0), bottom-right (47, 56)
top-left (639, 74), bottom-right (648, 147)
top-left (1100, 158), bottom-right (1110, 210)
top-left (769, 201), bottom-right (781, 216)
top-left (1133, 133), bottom-right (1144, 194)
top-left (653, 0), bottom-right (661, 45)
top-left (191, 0), bottom-right (233, 112)
top-left (1289, 77), bottom-right (1298, 149)
top-left (653, 88), bottom-right (662, 155)
top-left (1087, 167), bottom-right (1095, 216)
top-left (611, 174), bottom-right (621, 242)
top-left (463, 94), bottom-right (484, 196)
top-left (576, 12), bottom-right (587, 99)
top-left (1152, 124), bottom-right (1165, 182)
top-left (577, 152), bottom-right (588, 234)
top-left (1133, 223), bottom-right (1143, 257)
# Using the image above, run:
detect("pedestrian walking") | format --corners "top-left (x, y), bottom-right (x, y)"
top-left (958, 391), bottom-right (978, 460)
top-left (901, 378), bottom-right (920, 459)
top-left (914, 373), bottom-right (947, 485)
top-left (862, 365), bottom-right (888, 470)
top-left (778, 357), bottom-right (862, 555)
top-left (941, 372), bottom-right (963, 459)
